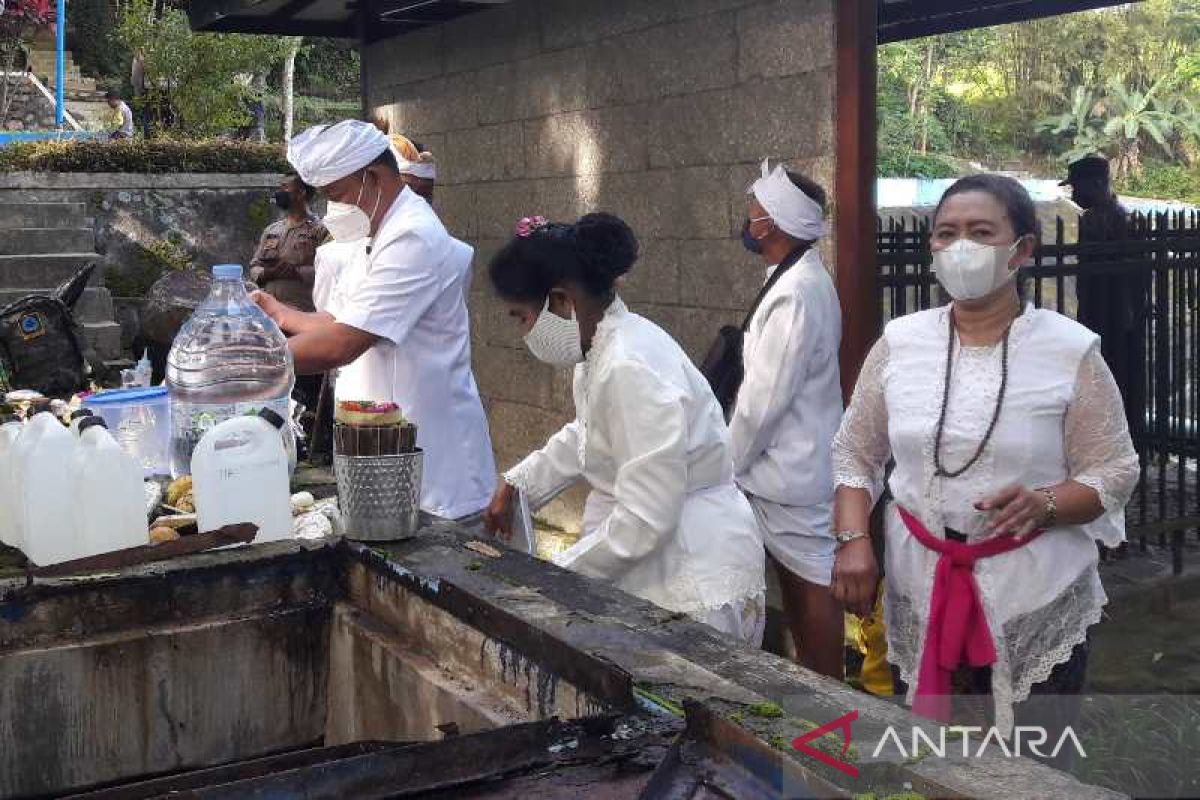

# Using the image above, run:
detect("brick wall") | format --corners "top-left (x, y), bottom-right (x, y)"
top-left (368, 0), bottom-right (836, 529)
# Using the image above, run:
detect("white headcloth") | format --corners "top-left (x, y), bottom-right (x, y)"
top-left (288, 120), bottom-right (389, 188)
top-left (748, 159), bottom-right (827, 241)
top-left (400, 152), bottom-right (437, 181)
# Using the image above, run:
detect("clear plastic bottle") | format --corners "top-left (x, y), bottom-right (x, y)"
top-left (134, 349), bottom-right (152, 388)
top-left (192, 408), bottom-right (292, 543)
top-left (166, 264), bottom-right (295, 478)
top-left (69, 417), bottom-right (148, 558)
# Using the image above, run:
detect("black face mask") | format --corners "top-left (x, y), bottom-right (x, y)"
top-left (273, 190), bottom-right (292, 211)
top-left (741, 219), bottom-right (763, 255)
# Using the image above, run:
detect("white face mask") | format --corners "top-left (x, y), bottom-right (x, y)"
top-left (523, 296), bottom-right (584, 367)
top-left (932, 238), bottom-right (1022, 301)
top-left (323, 173), bottom-right (381, 242)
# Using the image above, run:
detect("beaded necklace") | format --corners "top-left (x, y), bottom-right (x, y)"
top-left (932, 309), bottom-right (1012, 479)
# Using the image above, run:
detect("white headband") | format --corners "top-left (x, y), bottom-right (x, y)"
top-left (749, 159), bottom-right (827, 241)
top-left (400, 152), bottom-right (437, 181)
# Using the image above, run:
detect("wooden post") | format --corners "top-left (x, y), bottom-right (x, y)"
top-left (358, 0), bottom-right (372, 119)
top-left (834, 0), bottom-right (879, 402)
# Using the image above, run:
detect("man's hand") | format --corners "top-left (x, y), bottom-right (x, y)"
top-left (252, 290), bottom-right (290, 331)
top-left (830, 537), bottom-right (879, 617)
top-left (483, 481), bottom-right (517, 539)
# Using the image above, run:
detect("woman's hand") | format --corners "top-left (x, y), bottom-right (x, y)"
top-left (252, 290), bottom-right (290, 330)
top-left (483, 481), bottom-right (517, 539)
top-left (830, 538), bottom-right (879, 617)
top-left (977, 485), bottom-right (1050, 539)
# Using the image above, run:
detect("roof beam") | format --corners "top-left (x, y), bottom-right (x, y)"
top-left (878, 0), bottom-right (1138, 43)
top-left (200, 15), bottom-right (357, 36)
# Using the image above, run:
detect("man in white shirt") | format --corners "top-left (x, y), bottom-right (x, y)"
top-left (731, 161), bottom-right (844, 677)
top-left (104, 91), bottom-right (134, 140)
top-left (254, 120), bottom-right (496, 523)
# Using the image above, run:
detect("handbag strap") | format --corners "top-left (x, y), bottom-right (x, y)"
top-left (739, 244), bottom-right (810, 333)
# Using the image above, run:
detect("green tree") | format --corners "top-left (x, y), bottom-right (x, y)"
top-left (1040, 77), bottom-right (1198, 177)
top-left (116, 0), bottom-right (294, 137)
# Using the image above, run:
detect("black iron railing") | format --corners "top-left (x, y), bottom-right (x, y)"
top-left (877, 212), bottom-right (1200, 573)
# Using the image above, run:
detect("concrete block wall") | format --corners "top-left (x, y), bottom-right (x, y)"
top-left (369, 0), bottom-right (836, 529)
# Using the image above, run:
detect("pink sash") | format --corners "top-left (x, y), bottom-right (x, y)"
top-left (896, 505), bottom-right (1043, 722)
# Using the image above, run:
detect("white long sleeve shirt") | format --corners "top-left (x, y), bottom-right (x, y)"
top-left (506, 298), bottom-right (765, 617)
top-left (325, 186), bottom-right (495, 519)
top-left (730, 249), bottom-right (843, 508)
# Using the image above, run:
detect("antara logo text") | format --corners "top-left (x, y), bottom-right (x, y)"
top-left (789, 710), bottom-right (1087, 777)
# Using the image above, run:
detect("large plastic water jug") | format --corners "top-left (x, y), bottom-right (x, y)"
top-left (192, 408), bottom-right (292, 543)
top-left (0, 415), bottom-right (23, 548)
top-left (69, 418), bottom-right (149, 558)
top-left (15, 412), bottom-right (76, 566)
top-left (166, 264), bottom-right (295, 478)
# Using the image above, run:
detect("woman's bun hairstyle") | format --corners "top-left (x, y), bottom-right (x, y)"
top-left (573, 212), bottom-right (638, 295)
top-left (489, 211), bottom-right (639, 304)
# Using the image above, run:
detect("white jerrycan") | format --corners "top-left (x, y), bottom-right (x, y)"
top-left (0, 414), bottom-right (23, 548)
top-left (69, 418), bottom-right (149, 558)
top-left (16, 412), bottom-right (77, 566)
top-left (192, 408), bottom-right (291, 543)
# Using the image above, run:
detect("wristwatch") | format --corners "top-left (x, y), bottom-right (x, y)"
top-left (835, 530), bottom-right (869, 547)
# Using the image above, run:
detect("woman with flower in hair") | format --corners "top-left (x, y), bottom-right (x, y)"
top-left (484, 212), bottom-right (767, 645)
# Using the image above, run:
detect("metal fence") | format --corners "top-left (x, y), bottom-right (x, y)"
top-left (877, 212), bottom-right (1200, 573)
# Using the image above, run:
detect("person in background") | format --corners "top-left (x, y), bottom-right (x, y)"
top-left (398, 140), bottom-right (437, 204)
top-left (484, 213), bottom-right (767, 645)
top-left (250, 173), bottom-right (326, 416)
top-left (731, 162), bottom-right (844, 677)
top-left (250, 174), bottom-right (325, 313)
top-left (104, 91), bottom-right (134, 141)
top-left (313, 240), bottom-right (353, 314)
top-left (831, 174), bottom-right (1138, 749)
top-left (1064, 155), bottom-right (1145, 444)
top-left (254, 120), bottom-right (495, 524)
top-left (370, 116), bottom-right (437, 204)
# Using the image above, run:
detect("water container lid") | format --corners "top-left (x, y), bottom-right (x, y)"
top-left (78, 416), bottom-right (108, 433)
top-left (258, 407), bottom-right (286, 430)
top-left (213, 264), bottom-right (244, 280)
top-left (87, 386), bottom-right (169, 405)
top-left (70, 408), bottom-right (94, 420)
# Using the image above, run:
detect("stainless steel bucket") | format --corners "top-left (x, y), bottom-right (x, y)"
top-left (333, 449), bottom-right (423, 541)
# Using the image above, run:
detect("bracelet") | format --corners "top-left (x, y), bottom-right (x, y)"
top-left (1038, 488), bottom-right (1058, 528)
top-left (835, 530), bottom-right (869, 547)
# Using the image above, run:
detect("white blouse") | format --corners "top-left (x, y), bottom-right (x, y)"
top-left (506, 298), bottom-right (766, 618)
top-left (832, 304), bottom-right (1138, 733)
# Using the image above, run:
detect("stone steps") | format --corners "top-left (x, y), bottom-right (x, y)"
top-left (0, 203), bottom-right (89, 230)
top-left (81, 321), bottom-right (123, 360)
top-left (0, 229), bottom-right (95, 256)
top-left (0, 253), bottom-right (102, 288)
top-left (0, 195), bottom-right (122, 362)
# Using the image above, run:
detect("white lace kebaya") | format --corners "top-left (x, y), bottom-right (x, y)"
top-left (832, 304), bottom-right (1138, 734)
top-left (505, 297), bottom-right (767, 640)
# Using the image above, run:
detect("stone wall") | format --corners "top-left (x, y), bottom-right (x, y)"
top-left (1, 75), bottom-right (57, 132)
top-left (368, 0), bottom-right (836, 528)
top-left (0, 172), bottom-right (286, 298)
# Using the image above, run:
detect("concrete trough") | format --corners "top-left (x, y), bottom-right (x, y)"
top-left (0, 525), bottom-right (1123, 799)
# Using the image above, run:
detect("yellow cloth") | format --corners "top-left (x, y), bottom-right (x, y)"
top-left (389, 134), bottom-right (420, 163)
top-left (848, 579), bottom-right (893, 696)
